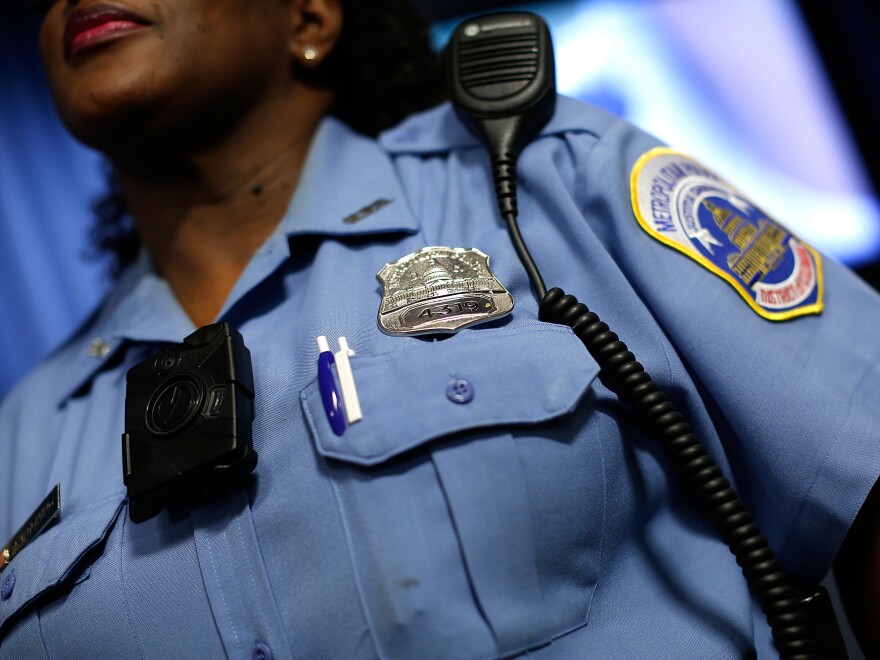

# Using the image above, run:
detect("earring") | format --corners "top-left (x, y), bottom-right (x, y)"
top-left (302, 45), bottom-right (319, 62)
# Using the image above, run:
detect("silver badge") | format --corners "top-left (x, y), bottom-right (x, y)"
top-left (377, 246), bottom-right (514, 335)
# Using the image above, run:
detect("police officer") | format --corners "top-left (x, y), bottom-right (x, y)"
top-left (1, 0), bottom-right (878, 658)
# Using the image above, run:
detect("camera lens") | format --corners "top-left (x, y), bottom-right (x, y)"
top-left (145, 376), bottom-right (205, 436)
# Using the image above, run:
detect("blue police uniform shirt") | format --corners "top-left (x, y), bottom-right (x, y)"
top-left (2, 96), bottom-right (880, 659)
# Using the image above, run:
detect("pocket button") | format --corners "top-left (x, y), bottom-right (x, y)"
top-left (446, 379), bottom-right (475, 404)
top-left (252, 641), bottom-right (273, 660)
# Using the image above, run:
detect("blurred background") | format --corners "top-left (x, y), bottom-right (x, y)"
top-left (2, 0), bottom-right (879, 400)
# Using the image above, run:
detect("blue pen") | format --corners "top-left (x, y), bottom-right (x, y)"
top-left (316, 336), bottom-right (346, 436)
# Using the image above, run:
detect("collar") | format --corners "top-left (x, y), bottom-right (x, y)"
top-left (379, 95), bottom-right (618, 155)
top-left (52, 252), bottom-right (198, 407)
top-left (282, 116), bottom-right (420, 238)
top-left (216, 116), bottom-right (421, 317)
top-left (53, 116), bottom-right (421, 407)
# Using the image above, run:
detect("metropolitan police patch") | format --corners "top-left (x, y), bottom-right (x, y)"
top-left (630, 147), bottom-right (823, 321)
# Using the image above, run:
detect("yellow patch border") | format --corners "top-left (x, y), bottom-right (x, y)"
top-left (630, 147), bottom-right (824, 321)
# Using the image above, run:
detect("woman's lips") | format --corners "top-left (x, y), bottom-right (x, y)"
top-left (64, 5), bottom-right (151, 57)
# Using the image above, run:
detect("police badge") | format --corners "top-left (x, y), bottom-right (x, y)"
top-left (376, 247), bottom-right (514, 335)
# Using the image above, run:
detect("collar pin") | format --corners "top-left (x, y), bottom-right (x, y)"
top-left (87, 338), bottom-right (111, 358)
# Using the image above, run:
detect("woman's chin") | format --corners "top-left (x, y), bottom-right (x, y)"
top-left (62, 97), bottom-right (163, 154)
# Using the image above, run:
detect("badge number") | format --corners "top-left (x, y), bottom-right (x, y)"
top-left (403, 295), bottom-right (496, 328)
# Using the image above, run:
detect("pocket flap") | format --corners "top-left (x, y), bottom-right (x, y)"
top-left (0, 495), bottom-right (125, 640)
top-left (302, 323), bottom-right (598, 466)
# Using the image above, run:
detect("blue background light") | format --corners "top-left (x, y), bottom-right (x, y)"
top-left (435, 0), bottom-right (880, 265)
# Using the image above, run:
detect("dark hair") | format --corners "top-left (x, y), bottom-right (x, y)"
top-left (324, 0), bottom-right (446, 136)
top-left (91, 0), bottom-right (445, 276)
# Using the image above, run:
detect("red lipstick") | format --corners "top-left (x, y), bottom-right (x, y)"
top-left (64, 4), bottom-right (151, 57)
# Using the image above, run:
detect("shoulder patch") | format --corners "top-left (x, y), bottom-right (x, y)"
top-left (630, 147), bottom-right (823, 321)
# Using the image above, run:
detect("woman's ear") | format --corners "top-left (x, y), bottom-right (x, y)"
top-left (289, 0), bottom-right (343, 68)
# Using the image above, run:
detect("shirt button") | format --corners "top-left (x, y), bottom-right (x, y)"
top-left (1, 569), bottom-right (15, 600)
top-left (446, 379), bottom-right (474, 404)
top-left (252, 641), bottom-right (273, 660)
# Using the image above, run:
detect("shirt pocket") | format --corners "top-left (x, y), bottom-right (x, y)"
top-left (0, 495), bottom-right (125, 658)
top-left (302, 321), bottom-right (605, 660)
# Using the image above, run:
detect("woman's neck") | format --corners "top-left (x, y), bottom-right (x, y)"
top-left (115, 86), bottom-right (332, 327)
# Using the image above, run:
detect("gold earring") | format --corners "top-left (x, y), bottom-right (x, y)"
top-left (303, 45), bottom-right (319, 62)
